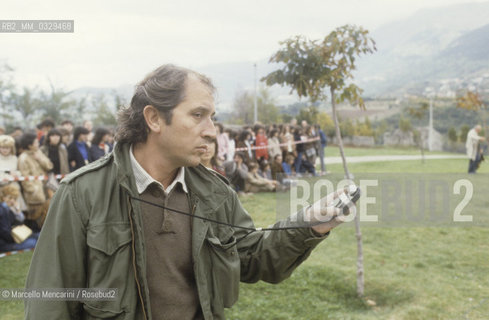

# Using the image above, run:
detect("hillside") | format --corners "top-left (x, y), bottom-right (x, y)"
top-left (71, 2), bottom-right (489, 110)
top-left (355, 2), bottom-right (489, 98)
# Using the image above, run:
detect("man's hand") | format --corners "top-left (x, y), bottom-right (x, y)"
top-left (304, 188), bottom-right (356, 235)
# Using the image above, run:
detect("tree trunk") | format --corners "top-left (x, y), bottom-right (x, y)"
top-left (330, 87), bottom-right (365, 297)
top-left (480, 107), bottom-right (488, 140)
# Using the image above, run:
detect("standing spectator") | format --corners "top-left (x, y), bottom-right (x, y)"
top-left (83, 120), bottom-right (94, 146)
top-left (280, 124), bottom-right (294, 158)
top-left (0, 185), bottom-right (39, 253)
top-left (293, 127), bottom-right (305, 174)
top-left (37, 118), bottom-right (55, 145)
top-left (106, 129), bottom-right (115, 152)
top-left (200, 139), bottom-right (225, 176)
top-left (89, 127), bottom-right (111, 161)
top-left (225, 129), bottom-right (237, 162)
top-left (268, 129), bottom-right (281, 160)
top-left (9, 127), bottom-right (24, 140)
top-left (60, 120), bottom-right (74, 144)
top-left (466, 124), bottom-right (486, 173)
top-left (68, 127), bottom-right (92, 172)
top-left (18, 132), bottom-right (53, 227)
top-left (215, 123), bottom-right (229, 162)
top-left (236, 130), bottom-right (253, 165)
top-left (40, 129), bottom-right (69, 175)
top-left (304, 126), bottom-right (318, 168)
top-left (0, 135), bottom-right (26, 210)
top-left (57, 127), bottom-right (71, 149)
top-left (254, 126), bottom-right (269, 161)
top-left (316, 124), bottom-right (328, 174)
top-left (0, 135), bottom-right (19, 177)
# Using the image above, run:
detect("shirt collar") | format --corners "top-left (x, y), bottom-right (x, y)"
top-left (129, 145), bottom-right (188, 195)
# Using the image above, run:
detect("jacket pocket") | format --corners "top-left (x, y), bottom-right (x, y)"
top-left (86, 223), bottom-right (132, 255)
top-left (85, 223), bottom-right (132, 318)
top-left (206, 225), bottom-right (240, 307)
top-left (82, 302), bottom-right (125, 319)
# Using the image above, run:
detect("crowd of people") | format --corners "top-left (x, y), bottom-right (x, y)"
top-left (0, 115), bottom-right (329, 253)
top-left (0, 118), bottom-right (114, 253)
top-left (200, 120), bottom-right (328, 195)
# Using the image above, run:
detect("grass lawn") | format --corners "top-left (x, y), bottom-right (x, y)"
top-left (323, 146), bottom-right (455, 158)
top-left (1, 153), bottom-right (488, 319)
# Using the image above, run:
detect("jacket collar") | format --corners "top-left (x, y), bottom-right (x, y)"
top-left (113, 142), bottom-right (229, 214)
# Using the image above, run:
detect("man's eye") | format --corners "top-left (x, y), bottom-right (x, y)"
top-left (194, 113), bottom-right (202, 118)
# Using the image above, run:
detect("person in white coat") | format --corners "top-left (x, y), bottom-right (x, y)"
top-left (466, 125), bottom-right (485, 173)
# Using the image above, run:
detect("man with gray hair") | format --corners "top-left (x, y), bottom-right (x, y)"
top-left (25, 64), bottom-right (346, 319)
top-left (466, 124), bottom-right (485, 173)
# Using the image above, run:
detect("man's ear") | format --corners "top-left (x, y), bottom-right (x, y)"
top-left (143, 105), bottom-right (162, 133)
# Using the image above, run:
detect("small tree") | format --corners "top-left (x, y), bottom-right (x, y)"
top-left (5, 87), bottom-right (41, 127)
top-left (0, 64), bottom-right (15, 119)
top-left (262, 25), bottom-right (376, 296)
top-left (460, 125), bottom-right (470, 143)
top-left (38, 82), bottom-right (80, 123)
top-left (448, 127), bottom-right (458, 144)
top-left (296, 106), bottom-right (319, 125)
top-left (231, 87), bottom-right (281, 125)
top-left (407, 101), bottom-right (429, 162)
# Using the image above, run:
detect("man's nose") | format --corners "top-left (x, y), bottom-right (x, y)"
top-left (203, 117), bottom-right (217, 139)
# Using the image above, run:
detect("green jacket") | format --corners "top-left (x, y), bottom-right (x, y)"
top-left (25, 143), bottom-right (328, 319)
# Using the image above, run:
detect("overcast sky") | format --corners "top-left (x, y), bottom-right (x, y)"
top-left (1, 0), bottom-right (487, 90)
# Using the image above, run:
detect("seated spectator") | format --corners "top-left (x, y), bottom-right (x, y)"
top-left (295, 153), bottom-right (317, 176)
top-left (245, 162), bottom-right (277, 193)
top-left (40, 129), bottom-right (70, 175)
top-left (89, 127), bottom-right (111, 161)
top-left (201, 139), bottom-right (225, 176)
top-left (0, 185), bottom-right (39, 253)
top-left (282, 154), bottom-right (296, 177)
top-left (68, 127), bottom-right (93, 171)
top-left (258, 159), bottom-right (272, 180)
top-left (18, 133), bottom-right (53, 228)
top-left (271, 154), bottom-right (285, 182)
top-left (223, 152), bottom-right (249, 193)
